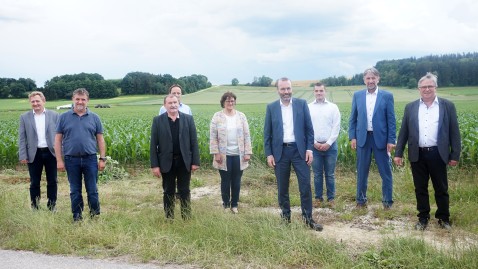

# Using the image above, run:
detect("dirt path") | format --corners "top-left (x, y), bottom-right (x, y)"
top-left (191, 185), bottom-right (478, 255)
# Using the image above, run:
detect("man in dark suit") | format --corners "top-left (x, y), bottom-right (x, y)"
top-left (394, 72), bottom-right (461, 231)
top-left (19, 91), bottom-right (59, 210)
top-left (264, 77), bottom-right (323, 231)
top-left (150, 94), bottom-right (200, 220)
top-left (348, 67), bottom-right (396, 209)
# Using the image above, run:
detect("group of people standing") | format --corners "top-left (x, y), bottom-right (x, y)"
top-left (19, 88), bottom-right (105, 221)
top-left (18, 68), bottom-right (461, 232)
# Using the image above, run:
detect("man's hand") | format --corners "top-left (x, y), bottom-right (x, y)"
top-left (98, 160), bottom-right (106, 171)
top-left (267, 155), bottom-right (275, 168)
top-left (191, 165), bottom-right (200, 172)
top-left (448, 160), bottom-right (458, 167)
top-left (305, 150), bottom-right (313, 166)
top-left (151, 167), bottom-right (161, 178)
top-left (387, 143), bottom-right (395, 154)
top-left (350, 139), bottom-right (357, 150)
top-left (393, 157), bottom-right (403, 166)
top-left (57, 160), bottom-right (65, 172)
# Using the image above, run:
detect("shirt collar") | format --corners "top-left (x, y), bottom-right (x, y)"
top-left (280, 98), bottom-right (293, 107)
top-left (32, 108), bottom-right (46, 115)
top-left (312, 98), bottom-right (329, 104)
top-left (420, 96), bottom-right (439, 105)
top-left (367, 87), bottom-right (379, 95)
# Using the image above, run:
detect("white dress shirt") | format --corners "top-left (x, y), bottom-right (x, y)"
top-left (366, 88), bottom-right (378, 131)
top-left (280, 99), bottom-right (295, 143)
top-left (418, 97), bottom-right (439, 147)
top-left (308, 99), bottom-right (341, 145)
top-left (33, 109), bottom-right (47, 148)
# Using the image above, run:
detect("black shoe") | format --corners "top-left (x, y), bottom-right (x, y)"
top-left (415, 220), bottom-right (428, 231)
top-left (438, 219), bottom-right (452, 231)
top-left (281, 214), bottom-right (291, 224)
top-left (306, 219), bottom-right (323, 231)
top-left (73, 215), bottom-right (83, 222)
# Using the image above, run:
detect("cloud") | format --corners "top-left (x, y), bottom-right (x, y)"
top-left (1, 0), bottom-right (477, 86)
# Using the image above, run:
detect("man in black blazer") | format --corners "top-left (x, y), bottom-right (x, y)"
top-left (19, 91), bottom-right (59, 210)
top-left (150, 94), bottom-right (200, 220)
top-left (264, 77), bottom-right (323, 231)
top-left (394, 72), bottom-right (461, 231)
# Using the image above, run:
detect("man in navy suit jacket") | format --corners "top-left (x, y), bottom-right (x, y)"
top-left (348, 67), bottom-right (396, 209)
top-left (394, 72), bottom-right (460, 231)
top-left (19, 91), bottom-right (59, 210)
top-left (264, 77), bottom-right (323, 231)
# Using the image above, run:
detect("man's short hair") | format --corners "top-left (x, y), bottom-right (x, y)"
top-left (363, 67), bottom-right (380, 77)
top-left (418, 72), bottom-right (438, 87)
top-left (28, 91), bottom-right (46, 102)
top-left (72, 88), bottom-right (89, 99)
top-left (168, 84), bottom-right (183, 93)
top-left (275, 77), bottom-right (291, 89)
top-left (163, 94), bottom-right (178, 104)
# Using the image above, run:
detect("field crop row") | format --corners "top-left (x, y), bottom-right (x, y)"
top-left (1, 112), bottom-right (477, 169)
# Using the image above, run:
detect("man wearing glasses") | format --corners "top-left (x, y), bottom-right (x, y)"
top-left (394, 72), bottom-right (461, 231)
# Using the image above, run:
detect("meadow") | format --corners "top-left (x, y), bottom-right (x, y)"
top-left (1, 85), bottom-right (478, 268)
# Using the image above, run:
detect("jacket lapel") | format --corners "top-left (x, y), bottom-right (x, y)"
top-left (373, 90), bottom-right (383, 117)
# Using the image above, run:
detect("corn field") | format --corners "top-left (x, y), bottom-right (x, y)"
top-left (1, 112), bottom-right (477, 169)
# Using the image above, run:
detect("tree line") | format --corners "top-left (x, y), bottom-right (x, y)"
top-left (318, 52), bottom-right (478, 88)
top-left (0, 72), bottom-right (212, 100)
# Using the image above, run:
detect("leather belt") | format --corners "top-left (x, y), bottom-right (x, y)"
top-left (66, 154), bottom-right (96, 158)
top-left (367, 131), bottom-right (373, 135)
top-left (419, 146), bottom-right (437, 152)
top-left (38, 147), bottom-right (49, 152)
top-left (283, 142), bottom-right (296, 147)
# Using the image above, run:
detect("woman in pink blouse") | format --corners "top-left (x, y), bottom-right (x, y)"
top-left (209, 92), bottom-right (252, 213)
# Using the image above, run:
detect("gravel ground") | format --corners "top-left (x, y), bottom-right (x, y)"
top-left (0, 249), bottom-right (194, 269)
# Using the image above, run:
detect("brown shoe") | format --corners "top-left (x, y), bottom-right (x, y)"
top-left (328, 200), bottom-right (335, 209)
top-left (313, 199), bottom-right (322, 208)
top-left (355, 203), bottom-right (367, 209)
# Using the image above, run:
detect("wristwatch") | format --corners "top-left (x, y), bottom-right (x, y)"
top-left (99, 157), bottom-right (107, 162)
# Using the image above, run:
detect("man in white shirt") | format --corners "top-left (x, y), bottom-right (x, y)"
top-left (264, 77), bottom-right (323, 231)
top-left (308, 83), bottom-right (341, 208)
top-left (348, 67), bottom-right (396, 210)
top-left (19, 91), bottom-right (59, 210)
top-left (159, 84), bottom-right (192, 115)
top-left (394, 72), bottom-right (461, 231)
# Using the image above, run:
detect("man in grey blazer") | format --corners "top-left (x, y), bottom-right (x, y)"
top-left (394, 72), bottom-right (461, 231)
top-left (348, 67), bottom-right (396, 209)
top-left (150, 94), bottom-right (200, 220)
top-left (264, 77), bottom-right (323, 231)
top-left (19, 91), bottom-right (59, 210)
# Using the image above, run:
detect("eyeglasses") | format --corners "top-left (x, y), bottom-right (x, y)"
top-left (419, 85), bottom-right (436, 90)
top-left (225, 100), bottom-right (235, 103)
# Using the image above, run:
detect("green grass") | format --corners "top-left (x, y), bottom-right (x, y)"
top-left (1, 164), bottom-right (477, 268)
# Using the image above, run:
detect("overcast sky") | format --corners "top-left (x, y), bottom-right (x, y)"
top-left (1, 0), bottom-right (477, 86)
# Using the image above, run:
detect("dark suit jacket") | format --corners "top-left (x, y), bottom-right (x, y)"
top-left (395, 97), bottom-right (461, 163)
top-left (348, 88), bottom-right (396, 149)
top-left (263, 98), bottom-right (314, 162)
top-left (18, 109), bottom-right (59, 162)
top-left (150, 112), bottom-right (200, 173)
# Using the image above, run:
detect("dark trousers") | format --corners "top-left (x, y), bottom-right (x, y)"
top-left (27, 148), bottom-right (57, 209)
top-left (219, 155), bottom-right (243, 208)
top-left (356, 133), bottom-right (393, 206)
top-left (161, 157), bottom-right (191, 219)
top-left (65, 155), bottom-right (100, 220)
top-left (274, 144), bottom-right (313, 221)
top-left (410, 147), bottom-right (449, 222)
